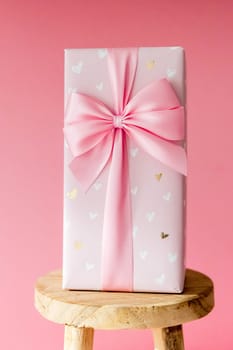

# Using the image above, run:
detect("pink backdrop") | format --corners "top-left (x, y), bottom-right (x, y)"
top-left (0, 0), bottom-right (232, 349)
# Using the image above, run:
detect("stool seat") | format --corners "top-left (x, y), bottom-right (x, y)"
top-left (34, 269), bottom-right (214, 350)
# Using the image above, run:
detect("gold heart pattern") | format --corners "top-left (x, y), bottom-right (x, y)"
top-left (146, 59), bottom-right (156, 70)
top-left (161, 232), bottom-right (169, 239)
top-left (67, 188), bottom-right (78, 200)
top-left (74, 241), bottom-right (83, 251)
top-left (155, 173), bottom-right (163, 181)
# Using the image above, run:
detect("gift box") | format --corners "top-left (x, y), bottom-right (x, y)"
top-left (63, 47), bottom-right (187, 293)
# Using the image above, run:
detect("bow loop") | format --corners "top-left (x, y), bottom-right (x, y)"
top-left (64, 93), bottom-right (114, 157)
top-left (124, 107), bottom-right (185, 141)
top-left (124, 78), bottom-right (182, 114)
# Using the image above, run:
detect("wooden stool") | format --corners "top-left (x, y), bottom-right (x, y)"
top-left (34, 269), bottom-right (214, 350)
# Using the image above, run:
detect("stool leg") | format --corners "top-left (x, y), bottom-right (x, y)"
top-left (64, 325), bottom-right (94, 350)
top-left (152, 325), bottom-right (184, 350)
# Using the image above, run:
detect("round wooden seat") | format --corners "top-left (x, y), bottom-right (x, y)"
top-left (34, 269), bottom-right (214, 350)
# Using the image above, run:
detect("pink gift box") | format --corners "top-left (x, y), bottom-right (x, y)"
top-left (63, 47), bottom-right (186, 293)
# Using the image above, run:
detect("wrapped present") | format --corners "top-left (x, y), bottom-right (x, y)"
top-left (63, 47), bottom-right (187, 293)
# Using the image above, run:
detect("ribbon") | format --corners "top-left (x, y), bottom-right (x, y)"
top-left (64, 48), bottom-right (187, 291)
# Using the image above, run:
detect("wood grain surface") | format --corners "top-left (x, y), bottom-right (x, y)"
top-left (34, 269), bottom-right (214, 330)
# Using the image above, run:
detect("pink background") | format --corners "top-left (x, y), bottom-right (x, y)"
top-left (0, 0), bottom-right (232, 349)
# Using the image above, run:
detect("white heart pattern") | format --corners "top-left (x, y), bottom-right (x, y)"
top-left (131, 186), bottom-right (138, 195)
top-left (89, 212), bottom-right (98, 220)
top-left (146, 211), bottom-right (155, 223)
top-left (72, 61), bottom-right (83, 74)
top-left (163, 192), bottom-right (172, 201)
top-left (167, 68), bottom-right (176, 78)
top-left (139, 250), bottom-right (148, 260)
top-left (98, 48), bottom-right (108, 59)
top-left (96, 81), bottom-right (103, 91)
top-left (155, 273), bottom-right (165, 285)
top-left (64, 220), bottom-right (71, 231)
top-left (168, 252), bottom-right (177, 263)
top-left (170, 46), bottom-right (180, 50)
top-left (85, 262), bottom-right (95, 271)
top-left (130, 147), bottom-right (139, 158)
top-left (67, 87), bottom-right (78, 94)
top-left (133, 225), bottom-right (139, 238)
top-left (94, 182), bottom-right (102, 191)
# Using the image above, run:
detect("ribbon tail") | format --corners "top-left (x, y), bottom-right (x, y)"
top-left (101, 129), bottom-right (133, 291)
top-left (69, 131), bottom-right (115, 192)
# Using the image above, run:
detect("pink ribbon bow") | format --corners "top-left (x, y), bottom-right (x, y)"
top-left (64, 48), bottom-right (187, 291)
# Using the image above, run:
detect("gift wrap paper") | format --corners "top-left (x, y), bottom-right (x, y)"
top-left (63, 47), bottom-right (186, 292)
